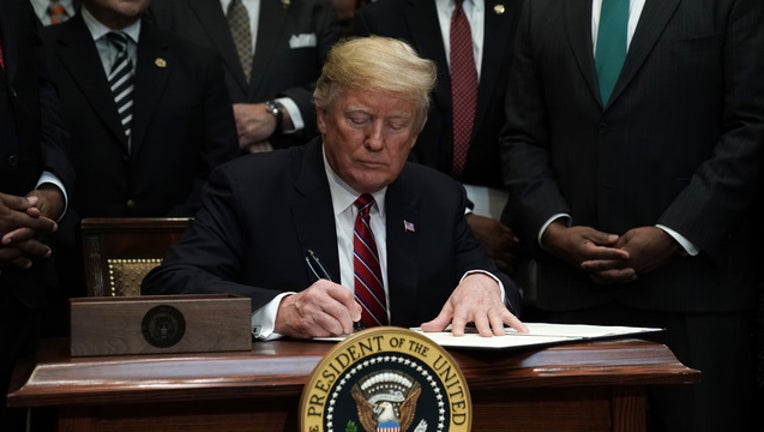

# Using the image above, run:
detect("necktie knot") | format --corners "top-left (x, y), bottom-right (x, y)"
top-left (107, 32), bottom-right (128, 53)
top-left (48, 1), bottom-right (68, 24)
top-left (354, 194), bottom-right (375, 216)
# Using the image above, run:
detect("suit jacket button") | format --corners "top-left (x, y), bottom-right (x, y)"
top-left (126, 199), bottom-right (136, 209)
top-left (122, 153), bottom-right (129, 162)
top-left (7, 154), bottom-right (17, 167)
top-left (598, 122), bottom-right (608, 134)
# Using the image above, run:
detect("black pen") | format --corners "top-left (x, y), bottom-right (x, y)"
top-left (305, 249), bottom-right (332, 281)
top-left (304, 249), bottom-right (365, 332)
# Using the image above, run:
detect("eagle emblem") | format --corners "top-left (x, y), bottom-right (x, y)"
top-left (350, 370), bottom-right (422, 432)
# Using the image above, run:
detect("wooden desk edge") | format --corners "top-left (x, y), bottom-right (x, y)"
top-left (8, 338), bottom-right (700, 408)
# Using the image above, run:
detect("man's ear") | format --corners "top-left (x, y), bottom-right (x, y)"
top-left (316, 107), bottom-right (327, 135)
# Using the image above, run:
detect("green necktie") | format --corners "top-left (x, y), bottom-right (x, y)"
top-left (595, 0), bottom-right (629, 104)
top-left (227, 0), bottom-right (253, 84)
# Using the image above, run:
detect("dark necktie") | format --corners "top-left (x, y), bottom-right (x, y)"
top-left (450, 0), bottom-right (477, 178)
top-left (107, 32), bottom-right (134, 144)
top-left (353, 194), bottom-right (387, 328)
top-left (227, 0), bottom-right (253, 84)
top-left (595, 0), bottom-right (628, 104)
top-left (48, 1), bottom-right (69, 25)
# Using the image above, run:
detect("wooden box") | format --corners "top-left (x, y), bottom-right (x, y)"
top-left (70, 295), bottom-right (252, 356)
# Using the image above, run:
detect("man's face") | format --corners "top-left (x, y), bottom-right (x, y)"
top-left (84, 0), bottom-right (149, 29)
top-left (318, 88), bottom-right (419, 194)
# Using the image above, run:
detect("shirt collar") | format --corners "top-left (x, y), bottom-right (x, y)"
top-left (81, 6), bottom-right (142, 44)
top-left (321, 143), bottom-right (387, 219)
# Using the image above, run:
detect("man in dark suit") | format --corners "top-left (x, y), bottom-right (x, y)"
top-left (0, 0), bottom-right (74, 428)
top-left (41, 0), bottom-right (239, 306)
top-left (501, 0), bottom-right (764, 430)
top-left (143, 36), bottom-right (526, 339)
top-left (353, 0), bottom-right (522, 274)
top-left (149, 0), bottom-right (340, 152)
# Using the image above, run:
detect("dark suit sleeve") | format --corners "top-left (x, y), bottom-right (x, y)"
top-left (35, 12), bottom-right (74, 195)
top-left (143, 164), bottom-right (285, 310)
top-left (500, 1), bottom-right (569, 251)
top-left (656, 0), bottom-right (764, 256)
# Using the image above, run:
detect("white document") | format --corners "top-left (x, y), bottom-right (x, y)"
top-left (314, 323), bottom-right (662, 350)
top-left (411, 323), bottom-right (663, 350)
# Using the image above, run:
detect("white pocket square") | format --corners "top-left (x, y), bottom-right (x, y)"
top-left (289, 33), bottom-right (317, 48)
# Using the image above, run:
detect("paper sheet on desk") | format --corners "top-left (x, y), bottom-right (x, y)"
top-left (313, 323), bottom-right (662, 350)
top-left (412, 323), bottom-right (663, 350)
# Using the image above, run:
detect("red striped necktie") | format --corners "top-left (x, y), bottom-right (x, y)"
top-left (353, 194), bottom-right (388, 327)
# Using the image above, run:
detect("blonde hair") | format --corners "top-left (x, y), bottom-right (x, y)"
top-left (314, 36), bottom-right (437, 133)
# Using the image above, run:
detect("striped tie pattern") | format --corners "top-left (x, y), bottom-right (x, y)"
top-left (353, 194), bottom-right (388, 328)
top-left (449, 0), bottom-right (477, 178)
top-left (227, 0), bottom-right (253, 83)
top-left (107, 32), bottom-right (134, 142)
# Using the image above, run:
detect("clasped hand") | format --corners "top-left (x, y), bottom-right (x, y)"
top-left (542, 221), bottom-right (681, 284)
top-left (0, 188), bottom-right (62, 270)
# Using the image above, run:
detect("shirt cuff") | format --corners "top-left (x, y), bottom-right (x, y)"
top-left (655, 224), bottom-right (699, 256)
top-left (461, 270), bottom-right (505, 304)
top-left (36, 171), bottom-right (68, 222)
top-left (275, 97), bottom-right (304, 133)
top-left (251, 292), bottom-right (294, 341)
top-left (538, 213), bottom-right (571, 248)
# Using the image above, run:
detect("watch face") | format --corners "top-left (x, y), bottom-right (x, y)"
top-left (267, 101), bottom-right (280, 116)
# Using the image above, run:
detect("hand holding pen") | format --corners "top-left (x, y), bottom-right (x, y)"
top-left (305, 250), bottom-right (366, 332)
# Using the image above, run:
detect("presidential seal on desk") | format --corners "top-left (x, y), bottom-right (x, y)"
top-left (300, 327), bottom-right (471, 432)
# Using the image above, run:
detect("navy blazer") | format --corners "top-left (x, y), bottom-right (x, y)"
top-left (353, 0), bottom-right (522, 188)
top-left (502, 0), bottom-right (764, 312)
top-left (143, 138), bottom-right (520, 326)
top-left (149, 0), bottom-right (341, 149)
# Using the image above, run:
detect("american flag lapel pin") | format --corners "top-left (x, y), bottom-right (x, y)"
top-left (403, 219), bottom-right (415, 233)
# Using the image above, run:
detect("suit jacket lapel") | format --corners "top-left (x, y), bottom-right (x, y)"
top-left (609, 0), bottom-right (680, 105)
top-left (130, 22), bottom-right (170, 156)
top-left (384, 167), bottom-right (420, 326)
top-left (188, 0), bottom-right (249, 95)
top-left (406, 0), bottom-right (450, 113)
top-left (476, 0), bottom-right (513, 134)
top-left (565, 0), bottom-right (600, 106)
top-left (250, 0), bottom-right (287, 98)
top-left (291, 139), bottom-right (341, 282)
top-left (57, 16), bottom-right (127, 148)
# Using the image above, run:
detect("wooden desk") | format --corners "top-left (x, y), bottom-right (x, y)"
top-left (9, 338), bottom-right (699, 432)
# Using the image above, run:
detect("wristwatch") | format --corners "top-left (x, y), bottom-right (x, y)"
top-left (265, 100), bottom-right (283, 129)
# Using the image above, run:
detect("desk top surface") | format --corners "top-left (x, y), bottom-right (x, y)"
top-left (8, 337), bottom-right (699, 408)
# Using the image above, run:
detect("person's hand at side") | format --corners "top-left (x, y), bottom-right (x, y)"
top-left (420, 273), bottom-right (528, 337)
top-left (274, 279), bottom-right (362, 338)
top-left (466, 213), bottom-right (519, 273)
top-left (542, 220), bottom-right (635, 284)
